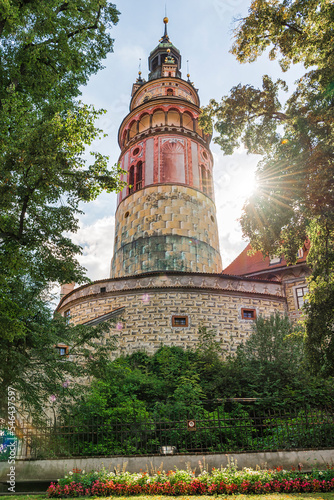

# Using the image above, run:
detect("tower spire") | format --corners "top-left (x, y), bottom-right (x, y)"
top-left (161, 15), bottom-right (170, 43)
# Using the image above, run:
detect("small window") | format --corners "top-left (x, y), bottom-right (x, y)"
top-left (132, 147), bottom-right (140, 156)
top-left (269, 255), bottom-right (281, 265)
top-left (56, 345), bottom-right (69, 357)
top-left (172, 316), bottom-right (188, 327)
top-left (167, 88), bottom-right (174, 96)
top-left (128, 165), bottom-right (134, 194)
top-left (295, 286), bottom-right (309, 309)
top-left (64, 309), bottom-right (71, 324)
top-left (136, 161), bottom-right (143, 190)
top-left (100, 287), bottom-right (106, 293)
top-left (241, 308), bottom-right (256, 320)
top-left (297, 248), bottom-right (304, 259)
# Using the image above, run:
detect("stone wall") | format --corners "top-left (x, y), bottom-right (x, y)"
top-left (111, 185), bottom-right (222, 277)
top-left (57, 273), bottom-right (286, 356)
top-left (1, 449), bottom-right (332, 486)
top-left (282, 270), bottom-right (309, 322)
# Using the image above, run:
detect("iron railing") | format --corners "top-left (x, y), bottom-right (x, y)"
top-left (1, 402), bottom-right (334, 460)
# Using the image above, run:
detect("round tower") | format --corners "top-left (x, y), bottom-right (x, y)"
top-left (110, 19), bottom-right (222, 278)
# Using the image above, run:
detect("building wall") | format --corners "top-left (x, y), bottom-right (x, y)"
top-left (111, 185), bottom-right (222, 277)
top-left (57, 273), bottom-right (286, 357)
top-left (282, 270), bottom-right (309, 322)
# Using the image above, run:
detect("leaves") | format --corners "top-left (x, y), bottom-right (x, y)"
top-left (0, 0), bottom-right (123, 414)
top-left (201, 0), bottom-right (334, 373)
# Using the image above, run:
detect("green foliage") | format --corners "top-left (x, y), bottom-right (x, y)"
top-left (50, 318), bottom-right (334, 456)
top-left (200, 0), bottom-right (334, 374)
top-left (0, 0), bottom-right (124, 413)
top-left (0, 0), bottom-right (120, 104)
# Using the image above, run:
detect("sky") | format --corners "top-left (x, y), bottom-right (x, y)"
top-left (70, 0), bottom-right (304, 283)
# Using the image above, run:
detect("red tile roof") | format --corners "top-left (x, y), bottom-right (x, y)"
top-left (223, 241), bottom-right (309, 277)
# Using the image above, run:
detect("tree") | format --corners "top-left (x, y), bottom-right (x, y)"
top-left (0, 1), bottom-right (125, 414)
top-left (200, 0), bottom-right (334, 374)
top-left (235, 313), bottom-right (304, 396)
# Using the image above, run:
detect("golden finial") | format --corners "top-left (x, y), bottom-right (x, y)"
top-left (163, 16), bottom-right (168, 24)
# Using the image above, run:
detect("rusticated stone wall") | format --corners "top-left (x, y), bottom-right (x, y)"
top-left (111, 185), bottom-right (222, 278)
top-left (57, 273), bottom-right (286, 356)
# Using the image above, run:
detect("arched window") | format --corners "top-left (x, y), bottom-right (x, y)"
top-left (167, 88), bottom-right (174, 96)
top-left (128, 165), bottom-right (135, 194)
top-left (183, 112), bottom-right (193, 130)
top-left (138, 114), bottom-right (150, 133)
top-left (136, 161), bottom-right (143, 190)
top-left (152, 109), bottom-right (165, 127)
top-left (128, 162), bottom-right (143, 195)
top-left (129, 121), bottom-right (137, 140)
top-left (195, 120), bottom-right (203, 137)
top-left (167, 109), bottom-right (180, 127)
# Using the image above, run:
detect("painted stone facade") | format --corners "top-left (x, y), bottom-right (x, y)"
top-left (57, 272), bottom-right (286, 356)
top-left (111, 185), bottom-right (221, 277)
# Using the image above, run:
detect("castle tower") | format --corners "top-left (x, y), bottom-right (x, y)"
top-left (56, 20), bottom-right (290, 356)
top-left (110, 18), bottom-right (222, 278)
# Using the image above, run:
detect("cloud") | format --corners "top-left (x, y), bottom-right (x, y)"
top-left (212, 147), bottom-right (259, 268)
top-left (71, 215), bottom-right (116, 281)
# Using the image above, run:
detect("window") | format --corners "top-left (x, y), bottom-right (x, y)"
top-left (128, 162), bottom-right (143, 194)
top-left (152, 109), bottom-right (165, 127)
top-left (56, 345), bottom-right (69, 357)
top-left (64, 309), bottom-right (71, 324)
top-left (182, 112), bottom-right (193, 130)
top-left (297, 248), bottom-right (304, 259)
top-left (269, 255), bottom-right (281, 265)
top-left (172, 316), bottom-right (188, 327)
top-left (136, 161), bottom-right (143, 190)
top-left (241, 308), bottom-right (256, 320)
top-left (167, 109), bottom-right (180, 126)
top-left (138, 115), bottom-right (150, 133)
top-left (167, 88), bottom-right (174, 96)
top-left (295, 286), bottom-right (309, 309)
top-left (128, 165), bottom-right (135, 194)
top-left (100, 287), bottom-right (106, 293)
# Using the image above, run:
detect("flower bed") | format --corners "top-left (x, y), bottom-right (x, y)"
top-left (47, 464), bottom-right (334, 497)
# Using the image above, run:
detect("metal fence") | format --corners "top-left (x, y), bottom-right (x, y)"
top-left (1, 402), bottom-right (334, 460)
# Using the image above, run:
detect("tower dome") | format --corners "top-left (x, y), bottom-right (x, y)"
top-left (148, 17), bottom-right (181, 80)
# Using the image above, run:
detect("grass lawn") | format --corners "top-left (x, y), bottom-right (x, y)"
top-left (2, 495), bottom-right (334, 500)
